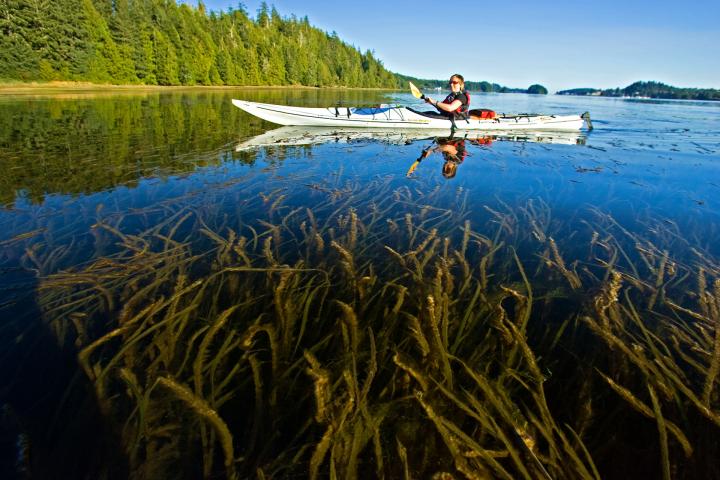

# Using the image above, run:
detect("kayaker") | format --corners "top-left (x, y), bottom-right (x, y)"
top-left (422, 74), bottom-right (470, 122)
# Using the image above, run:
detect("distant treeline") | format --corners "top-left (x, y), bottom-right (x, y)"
top-left (557, 81), bottom-right (720, 101)
top-left (397, 74), bottom-right (548, 94)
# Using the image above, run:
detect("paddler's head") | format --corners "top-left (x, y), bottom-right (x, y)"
top-left (449, 74), bottom-right (465, 93)
top-left (442, 160), bottom-right (459, 179)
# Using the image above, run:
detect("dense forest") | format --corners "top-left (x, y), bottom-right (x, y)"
top-left (557, 81), bottom-right (720, 101)
top-left (0, 0), bottom-right (541, 92)
top-left (0, 0), bottom-right (399, 88)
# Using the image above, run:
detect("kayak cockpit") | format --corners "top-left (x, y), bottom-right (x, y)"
top-left (350, 106), bottom-right (395, 115)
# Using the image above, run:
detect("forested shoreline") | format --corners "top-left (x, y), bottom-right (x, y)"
top-left (0, 1), bottom-right (399, 88)
top-left (1, 0), bottom-right (544, 93)
top-left (5, 1), bottom-right (713, 98)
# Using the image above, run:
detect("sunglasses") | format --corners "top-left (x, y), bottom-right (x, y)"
top-left (449, 81), bottom-right (460, 85)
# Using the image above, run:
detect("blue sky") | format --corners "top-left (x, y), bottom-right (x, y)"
top-left (196, 0), bottom-right (720, 92)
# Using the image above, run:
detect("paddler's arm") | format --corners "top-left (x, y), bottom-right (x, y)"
top-left (420, 146), bottom-right (437, 159)
top-left (425, 97), bottom-right (462, 112)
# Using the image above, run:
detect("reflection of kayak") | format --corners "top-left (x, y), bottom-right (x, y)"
top-left (235, 126), bottom-right (587, 151)
top-left (232, 99), bottom-right (591, 131)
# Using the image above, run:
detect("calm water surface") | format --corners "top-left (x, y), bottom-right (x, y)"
top-left (1, 89), bottom-right (719, 479)
top-left (2, 90), bottom-right (718, 228)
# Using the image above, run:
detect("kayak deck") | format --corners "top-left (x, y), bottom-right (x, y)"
top-left (232, 99), bottom-right (591, 131)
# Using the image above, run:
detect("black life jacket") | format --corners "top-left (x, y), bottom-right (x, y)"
top-left (438, 138), bottom-right (467, 162)
top-left (441, 91), bottom-right (470, 115)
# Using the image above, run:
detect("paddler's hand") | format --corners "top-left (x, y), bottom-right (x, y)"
top-left (424, 97), bottom-right (434, 104)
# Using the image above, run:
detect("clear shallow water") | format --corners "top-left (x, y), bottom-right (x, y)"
top-left (2, 90), bottom-right (718, 224)
top-left (1, 89), bottom-right (719, 479)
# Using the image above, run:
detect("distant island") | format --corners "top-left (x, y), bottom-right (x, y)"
top-left (557, 81), bottom-right (720, 101)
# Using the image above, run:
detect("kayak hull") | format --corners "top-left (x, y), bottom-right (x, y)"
top-left (232, 99), bottom-right (588, 131)
top-left (235, 126), bottom-right (587, 151)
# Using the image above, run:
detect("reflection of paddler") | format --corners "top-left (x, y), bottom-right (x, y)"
top-left (440, 136), bottom-right (494, 178)
top-left (407, 137), bottom-right (474, 179)
top-left (470, 136), bottom-right (494, 146)
top-left (437, 138), bottom-right (466, 179)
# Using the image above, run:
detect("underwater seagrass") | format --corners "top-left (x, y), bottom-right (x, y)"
top-left (4, 168), bottom-right (719, 480)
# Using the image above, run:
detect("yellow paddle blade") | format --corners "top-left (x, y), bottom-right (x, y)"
top-left (409, 82), bottom-right (423, 99)
top-left (406, 160), bottom-right (420, 176)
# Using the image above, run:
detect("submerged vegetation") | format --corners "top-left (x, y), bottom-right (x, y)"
top-left (3, 164), bottom-right (719, 478)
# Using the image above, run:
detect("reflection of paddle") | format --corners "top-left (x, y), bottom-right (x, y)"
top-left (406, 142), bottom-right (435, 176)
top-left (409, 82), bottom-right (426, 100)
top-left (406, 158), bottom-right (421, 176)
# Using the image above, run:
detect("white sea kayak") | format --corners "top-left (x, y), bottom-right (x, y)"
top-left (232, 99), bottom-right (592, 131)
top-left (235, 126), bottom-right (587, 151)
